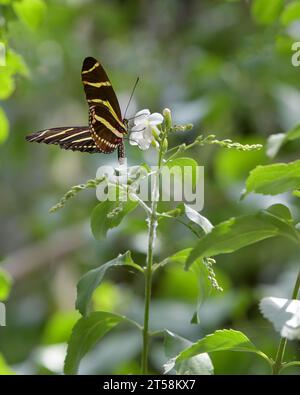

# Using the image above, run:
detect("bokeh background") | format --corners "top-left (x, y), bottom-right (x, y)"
top-left (0, 0), bottom-right (300, 374)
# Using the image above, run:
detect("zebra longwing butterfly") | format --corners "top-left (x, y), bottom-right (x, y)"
top-left (25, 57), bottom-right (127, 159)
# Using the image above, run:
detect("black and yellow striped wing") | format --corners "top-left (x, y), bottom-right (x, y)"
top-left (26, 57), bottom-right (126, 156)
top-left (25, 127), bottom-right (99, 153)
top-left (81, 57), bottom-right (127, 153)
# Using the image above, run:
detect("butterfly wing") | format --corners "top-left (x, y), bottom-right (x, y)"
top-left (82, 57), bottom-right (122, 119)
top-left (81, 57), bottom-right (127, 153)
top-left (25, 127), bottom-right (99, 153)
top-left (26, 57), bottom-right (126, 156)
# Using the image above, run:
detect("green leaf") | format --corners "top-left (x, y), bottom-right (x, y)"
top-left (64, 312), bottom-right (125, 375)
top-left (182, 204), bottom-right (213, 233)
top-left (293, 190), bottom-right (300, 198)
top-left (0, 72), bottom-right (15, 100)
top-left (190, 258), bottom-right (217, 324)
top-left (266, 203), bottom-right (293, 221)
top-left (267, 124), bottom-right (300, 158)
top-left (164, 330), bottom-right (214, 375)
top-left (0, 108), bottom-right (9, 144)
top-left (13, 0), bottom-right (46, 31)
top-left (280, 1), bottom-right (300, 26)
top-left (176, 330), bottom-right (270, 365)
top-left (186, 205), bottom-right (300, 269)
top-left (6, 49), bottom-right (29, 77)
top-left (245, 160), bottom-right (300, 195)
top-left (251, 0), bottom-right (283, 25)
top-left (156, 249), bottom-right (220, 324)
top-left (41, 311), bottom-right (80, 345)
top-left (0, 268), bottom-right (12, 301)
top-left (157, 248), bottom-right (192, 269)
top-left (0, 49), bottom-right (27, 102)
top-left (91, 197), bottom-right (138, 240)
top-left (165, 157), bottom-right (199, 189)
top-left (76, 251), bottom-right (142, 316)
top-left (286, 124), bottom-right (300, 141)
top-left (0, 354), bottom-right (15, 375)
top-left (161, 203), bottom-right (213, 238)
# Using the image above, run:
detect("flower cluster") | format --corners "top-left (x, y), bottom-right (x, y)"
top-left (129, 109), bottom-right (163, 150)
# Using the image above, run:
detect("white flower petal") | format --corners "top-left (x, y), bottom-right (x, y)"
top-left (148, 112), bottom-right (163, 125)
top-left (143, 126), bottom-right (154, 143)
top-left (260, 297), bottom-right (300, 340)
top-left (134, 109), bottom-right (150, 125)
top-left (138, 138), bottom-right (151, 150)
top-left (131, 124), bottom-right (146, 132)
top-left (135, 109), bottom-right (150, 117)
top-left (129, 132), bottom-right (143, 146)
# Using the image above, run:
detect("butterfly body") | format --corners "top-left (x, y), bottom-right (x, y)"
top-left (26, 57), bottom-right (127, 158)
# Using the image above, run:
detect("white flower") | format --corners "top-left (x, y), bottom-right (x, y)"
top-left (129, 109), bottom-right (163, 150)
top-left (260, 297), bottom-right (300, 340)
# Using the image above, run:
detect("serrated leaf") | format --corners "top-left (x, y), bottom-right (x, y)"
top-left (280, 1), bottom-right (300, 26)
top-left (163, 330), bottom-right (214, 375)
top-left (91, 198), bottom-right (138, 240)
top-left (251, 0), bottom-right (283, 25)
top-left (76, 251), bottom-right (142, 316)
top-left (64, 312), bottom-right (124, 375)
top-left (13, 0), bottom-right (46, 31)
top-left (186, 205), bottom-right (300, 269)
top-left (245, 160), bottom-right (300, 195)
top-left (176, 329), bottom-right (270, 365)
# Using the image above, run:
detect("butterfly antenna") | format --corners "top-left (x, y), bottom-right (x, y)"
top-left (124, 77), bottom-right (139, 120)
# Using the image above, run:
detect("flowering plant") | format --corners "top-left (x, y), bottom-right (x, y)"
top-left (50, 107), bottom-right (300, 376)
top-left (51, 105), bottom-right (300, 374)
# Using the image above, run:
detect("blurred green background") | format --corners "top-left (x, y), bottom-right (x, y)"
top-left (0, 0), bottom-right (300, 374)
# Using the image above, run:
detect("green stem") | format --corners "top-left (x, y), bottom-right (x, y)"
top-left (272, 270), bottom-right (300, 375)
top-left (141, 147), bottom-right (164, 375)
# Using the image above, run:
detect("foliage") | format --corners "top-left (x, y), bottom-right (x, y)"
top-left (1, 0), bottom-right (300, 376)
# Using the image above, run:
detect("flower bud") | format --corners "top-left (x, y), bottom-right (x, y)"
top-left (162, 138), bottom-right (168, 152)
top-left (151, 126), bottom-right (160, 141)
top-left (163, 108), bottom-right (172, 132)
top-left (172, 123), bottom-right (193, 132)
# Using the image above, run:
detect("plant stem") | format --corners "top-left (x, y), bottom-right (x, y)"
top-left (272, 270), bottom-right (300, 375)
top-left (141, 147), bottom-right (164, 375)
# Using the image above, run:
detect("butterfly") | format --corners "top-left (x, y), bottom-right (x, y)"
top-left (25, 57), bottom-right (127, 159)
